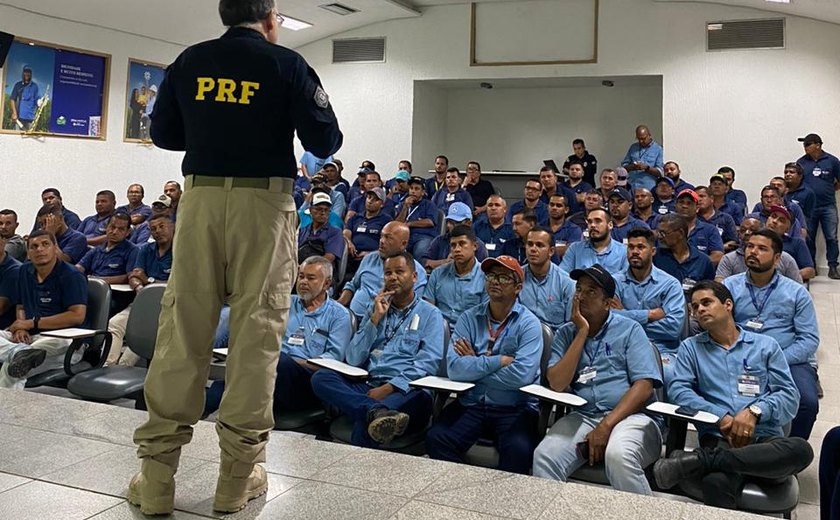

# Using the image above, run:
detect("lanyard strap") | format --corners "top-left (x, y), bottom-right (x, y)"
top-left (584, 319), bottom-right (611, 366)
top-left (383, 300), bottom-right (419, 345)
top-left (485, 313), bottom-right (513, 354)
top-left (406, 204), bottom-right (420, 220)
top-left (746, 277), bottom-right (779, 318)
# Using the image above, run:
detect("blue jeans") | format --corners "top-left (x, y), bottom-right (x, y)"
top-left (820, 427), bottom-right (840, 520)
top-left (789, 363), bottom-right (819, 440)
top-left (410, 237), bottom-right (433, 261)
top-left (426, 401), bottom-right (539, 474)
top-left (213, 305), bottom-right (231, 349)
top-left (806, 204), bottom-right (839, 267)
top-left (310, 369), bottom-right (432, 448)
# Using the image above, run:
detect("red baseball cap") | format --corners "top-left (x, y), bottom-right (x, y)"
top-left (768, 205), bottom-right (791, 221)
top-left (677, 189), bottom-right (699, 204)
top-left (481, 255), bottom-right (525, 282)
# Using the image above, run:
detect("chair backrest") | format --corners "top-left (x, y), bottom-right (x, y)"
top-left (124, 285), bottom-right (166, 360)
top-left (437, 209), bottom-right (446, 235)
top-left (680, 294), bottom-right (692, 340)
top-left (437, 319), bottom-right (451, 377)
top-left (649, 340), bottom-right (665, 402)
top-left (539, 323), bottom-right (554, 386)
top-left (87, 279), bottom-right (112, 348)
top-left (336, 242), bottom-right (349, 287)
top-left (348, 308), bottom-right (358, 334)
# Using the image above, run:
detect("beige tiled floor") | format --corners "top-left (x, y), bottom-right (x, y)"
top-left (1, 277), bottom-right (836, 519)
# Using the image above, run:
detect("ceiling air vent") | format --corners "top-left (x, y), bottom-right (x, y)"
top-left (707, 18), bottom-right (785, 51)
top-left (320, 3), bottom-right (358, 16)
top-left (332, 37), bottom-right (386, 63)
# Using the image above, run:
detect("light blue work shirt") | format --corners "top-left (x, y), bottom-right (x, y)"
top-left (622, 140), bottom-right (665, 192)
top-left (345, 295), bottom-right (444, 392)
top-left (613, 266), bottom-right (686, 353)
top-left (447, 301), bottom-right (542, 408)
top-left (551, 313), bottom-right (662, 416)
top-left (423, 260), bottom-right (487, 329)
top-left (668, 328), bottom-right (800, 439)
top-left (283, 295), bottom-right (352, 361)
top-left (518, 263), bottom-right (575, 332)
top-left (343, 253), bottom-right (428, 318)
top-left (560, 238), bottom-right (629, 274)
top-left (722, 271), bottom-right (819, 366)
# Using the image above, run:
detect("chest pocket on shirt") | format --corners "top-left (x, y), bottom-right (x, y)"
top-left (398, 329), bottom-right (422, 355)
top-left (545, 300), bottom-right (567, 323)
top-left (308, 333), bottom-right (328, 354)
top-left (605, 347), bottom-right (627, 372)
top-left (460, 292), bottom-right (484, 310)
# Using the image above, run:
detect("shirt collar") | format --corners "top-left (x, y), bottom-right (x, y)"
top-left (477, 300), bottom-right (522, 320)
top-left (222, 27), bottom-right (266, 40)
top-left (744, 269), bottom-right (780, 289)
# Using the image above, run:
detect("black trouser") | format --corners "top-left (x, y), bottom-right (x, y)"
top-left (696, 434), bottom-right (814, 509)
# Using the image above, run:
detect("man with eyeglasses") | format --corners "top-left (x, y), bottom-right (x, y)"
top-left (796, 133), bottom-right (840, 279)
top-left (533, 264), bottom-right (663, 495)
top-left (560, 207), bottom-right (629, 273)
top-left (508, 178), bottom-right (549, 226)
top-left (297, 192), bottom-right (344, 266)
top-left (653, 214), bottom-right (715, 286)
top-left (426, 255), bottom-right (542, 474)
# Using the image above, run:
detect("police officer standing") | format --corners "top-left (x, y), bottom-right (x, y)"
top-left (130, 1), bottom-right (342, 515)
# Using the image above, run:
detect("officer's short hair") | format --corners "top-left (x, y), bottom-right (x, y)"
top-left (218, 0), bottom-right (275, 27)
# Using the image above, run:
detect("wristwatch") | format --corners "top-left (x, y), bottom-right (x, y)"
top-left (147, 277), bottom-right (156, 284)
top-left (747, 404), bottom-right (762, 421)
top-left (33, 317), bottom-right (40, 330)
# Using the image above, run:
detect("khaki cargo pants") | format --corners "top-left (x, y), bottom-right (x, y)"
top-left (134, 175), bottom-right (297, 470)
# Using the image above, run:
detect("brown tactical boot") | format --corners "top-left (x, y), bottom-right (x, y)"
top-left (127, 458), bottom-right (176, 515)
top-left (213, 460), bottom-right (268, 513)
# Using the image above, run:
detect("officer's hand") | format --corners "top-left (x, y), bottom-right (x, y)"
top-left (452, 338), bottom-right (475, 357)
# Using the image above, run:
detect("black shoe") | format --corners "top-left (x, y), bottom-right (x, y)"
top-left (366, 408), bottom-right (409, 445)
top-left (7, 349), bottom-right (47, 379)
top-left (816, 372), bottom-right (824, 399)
top-left (653, 450), bottom-right (705, 490)
top-left (829, 267), bottom-right (840, 280)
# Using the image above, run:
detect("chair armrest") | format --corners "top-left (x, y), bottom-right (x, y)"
top-left (60, 330), bottom-right (112, 375)
top-left (410, 376), bottom-right (475, 393)
top-left (307, 358), bottom-right (368, 379)
top-left (520, 384), bottom-right (587, 407)
top-left (41, 328), bottom-right (102, 339)
top-left (646, 401), bottom-right (720, 425)
top-left (109, 284), bottom-right (134, 293)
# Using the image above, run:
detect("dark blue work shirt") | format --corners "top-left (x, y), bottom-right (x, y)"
top-left (507, 200), bottom-right (549, 226)
top-left (653, 246), bottom-right (715, 283)
top-left (347, 194), bottom-right (396, 217)
top-left (31, 207), bottom-right (82, 234)
top-left (688, 220), bottom-right (724, 255)
top-left (699, 211), bottom-right (738, 244)
top-left (78, 214), bottom-right (113, 239)
top-left (798, 151), bottom-right (840, 208)
top-left (0, 255), bottom-right (21, 329)
top-left (17, 261), bottom-right (87, 326)
top-left (134, 242), bottom-right (173, 281)
top-left (56, 228), bottom-right (89, 264)
top-left (473, 216), bottom-right (514, 258)
top-left (782, 235), bottom-right (814, 270)
top-left (78, 240), bottom-right (138, 277)
top-left (786, 185), bottom-right (816, 217)
top-left (725, 189), bottom-right (747, 216)
top-left (398, 198), bottom-right (439, 245)
top-left (563, 181), bottom-right (593, 215)
top-left (345, 212), bottom-right (391, 253)
top-left (116, 204), bottom-right (152, 223)
top-left (129, 222), bottom-right (152, 245)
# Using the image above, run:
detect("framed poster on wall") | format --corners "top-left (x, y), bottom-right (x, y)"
top-left (124, 58), bottom-right (166, 142)
top-left (0, 37), bottom-right (110, 139)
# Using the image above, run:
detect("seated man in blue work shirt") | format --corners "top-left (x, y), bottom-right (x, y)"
top-left (208, 256), bottom-right (353, 417)
top-left (560, 208), bottom-right (629, 273)
top-left (696, 186), bottom-right (738, 253)
top-left (426, 256), bottom-right (542, 474)
top-left (612, 229), bottom-right (685, 384)
top-left (129, 195), bottom-right (173, 246)
top-left (474, 195), bottom-right (514, 258)
top-left (76, 213), bottom-right (138, 285)
top-left (431, 168), bottom-right (474, 213)
top-left (36, 204), bottom-right (88, 264)
top-left (344, 188), bottom-right (392, 278)
top-left (672, 189), bottom-right (725, 264)
top-left (0, 235), bottom-right (21, 329)
top-left (105, 214), bottom-right (174, 366)
top-left (547, 194), bottom-right (582, 262)
top-left (116, 184), bottom-right (152, 226)
top-left (422, 202), bottom-right (488, 272)
top-left (654, 214), bottom-right (715, 286)
top-left (424, 225), bottom-right (487, 329)
top-left (345, 171), bottom-right (396, 222)
top-left (564, 161), bottom-right (594, 216)
top-left (30, 188), bottom-right (82, 233)
top-left (764, 205), bottom-right (815, 282)
top-left (715, 217), bottom-right (803, 283)
top-left (722, 229), bottom-right (819, 440)
top-left (718, 166), bottom-right (748, 218)
top-left (312, 252), bottom-right (444, 447)
top-left (338, 221), bottom-right (427, 321)
top-left (0, 231), bottom-right (87, 389)
top-left (709, 174), bottom-right (744, 225)
top-left (747, 184), bottom-right (805, 239)
top-left (608, 187), bottom-right (649, 244)
top-left (519, 227), bottom-right (575, 332)
top-left (298, 192), bottom-right (344, 267)
top-left (501, 207), bottom-right (537, 265)
top-left (652, 177), bottom-right (676, 216)
top-left (507, 178), bottom-right (549, 226)
top-left (655, 280), bottom-right (813, 510)
top-left (79, 190), bottom-right (117, 247)
top-left (533, 265), bottom-right (663, 495)
top-left (395, 176), bottom-right (439, 259)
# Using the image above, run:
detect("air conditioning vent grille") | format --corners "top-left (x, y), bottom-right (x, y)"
top-left (707, 18), bottom-right (785, 50)
top-left (332, 37), bottom-right (386, 63)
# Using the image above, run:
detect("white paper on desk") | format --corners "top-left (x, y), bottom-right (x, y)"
top-left (646, 401), bottom-right (719, 424)
top-left (519, 384), bottom-right (588, 407)
top-left (308, 358), bottom-right (368, 378)
top-left (213, 348), bottom-right (228, 360)
top-left (410, 376), bottom-right (474, 392)
top-left (109, 284), bottom-right (134, 292)
top-left (40, 328), bottom-right (98, 339)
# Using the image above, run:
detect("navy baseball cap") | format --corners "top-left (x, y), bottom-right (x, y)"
top-left (570, 264), bottom-right (616, 299)
top-left (608, 187), bottom-right (633, 203)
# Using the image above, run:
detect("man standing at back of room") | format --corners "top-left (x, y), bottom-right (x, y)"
top-left (622, 125), bottom-right (664, 192)
top-left (796, 133), bottom-right (840, 279)
top-left (563, 138), bottom-right (598, 186)
top-left (130, 1), bottom-right (342, 516)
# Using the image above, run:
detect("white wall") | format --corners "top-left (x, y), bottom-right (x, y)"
top-left (441, 83), bottom-right (662, 172)
top-left (410, 82), bottom-right (448, 171)
top-left (296, 0), bottom-right (840, 207)
top-left (0, 5), bottom-right (185, 229)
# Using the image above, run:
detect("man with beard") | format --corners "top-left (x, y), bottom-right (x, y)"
top-left (561, 208), bottom-right (628, 273)
top-left (715, 217), bottom-right (802, 283)
top-left (547, 194), bottom-right (582, 261)
top-left (474, 195), bottom-right (514, 258)
top-left (395, 176), bottom-right (439, 260)
top-left (783, 162), bottom-right (815, 222)
top-left (312, 252), bottom-right (444, 447)
top-left (633, 188), bottom-right (656, 227)
top-left (564, 161), bottom-right (594, 215)
top-left (567, 190), bottom-right (605, 231)
top-left (509, 178), bottom-right (549, 226)
top-left (501, 207), bottom-right (537, 265)
top-left (425, 155), bottom-right (449, 200)
top-left (608, 187), bottom-right (649, 243)
top-left (722, 229), bottom-right (819, 440)
top-left (664, 161), bottom-right (694, 193)
top-left (338, 221), bottom-right (427, 321)
top-left (612, 228), bottom-right (685, 384)
top-left (765, 206), bottom-right (815, 282)
top-left (518, 227), bottom-right (575, 332)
